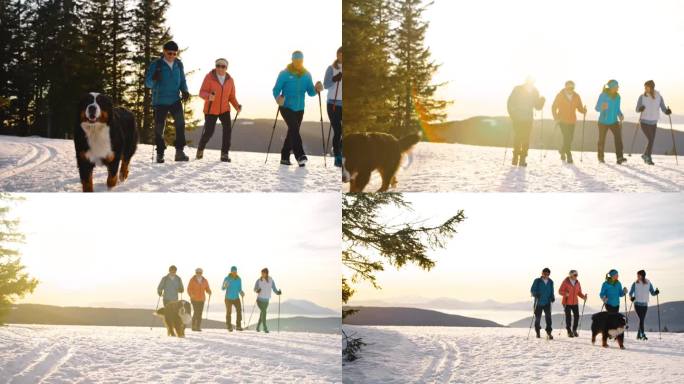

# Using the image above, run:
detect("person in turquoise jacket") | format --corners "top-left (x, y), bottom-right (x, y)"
top-left (599, 269), bottom-right (627, 313)
top-left (222, 266), bottom-right (245, 331)
top-left (594, 80), bottom-right (626, 164)
top-left (530, 267), bottom-right (555, 339)
top-left (272, 51), bottom-right (324, 167)
top-left (145, 40), bottom-right (190, 163)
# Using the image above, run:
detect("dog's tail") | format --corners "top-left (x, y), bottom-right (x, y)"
top-left (398, 133), bottom-right (421, 153)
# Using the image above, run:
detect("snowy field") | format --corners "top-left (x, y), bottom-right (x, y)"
top-left (345, 142), bottom-right (683, 192)
top-left (0, 136), bottom-right (339, 192)
top-left (343, 325), bottom-right (684, 383)
top-left (0, 324), bottom-right (341, 384)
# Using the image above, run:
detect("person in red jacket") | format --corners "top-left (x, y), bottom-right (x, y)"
top-left (558, 269), bottom-right (588, 337)
top-left (196, 58), bottom-right (242, 162)
top-left (187, 268), bottom-right (212, 331)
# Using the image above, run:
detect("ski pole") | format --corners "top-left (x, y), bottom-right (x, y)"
top-left (577, 295), bottom-right (587, 335)
top-left (325, 82), bottom-right (340, 154)
top-left (278, 293), bottom-right (281, 333)
top-left (629, 112), bottom-right (643, 157)
top-left (668, 108), bottom-right (679, 165)
top-left (264, 107), bottom-right (280, 164)
top-left (318, 92), bottom-right (327, 167)
top-left (247, 299), bottom-right (257, 330)
top-left (150, 295), bottom-right (161, 330)
top-left (580, 109), bottom-right (586, 162)
top-left (527, 298), bottom-right (537, 339)
top-left (657, 292), bottom-right (661, 340)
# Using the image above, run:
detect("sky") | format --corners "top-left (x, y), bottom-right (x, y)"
top-left (346, 193), bottom-right (684, 305)
top-left (425, 0), bottom-right (684, 122)
top-left (12, 193), bottom-right (341, 311)
top-left (166, 0), bottom-right (341, 122)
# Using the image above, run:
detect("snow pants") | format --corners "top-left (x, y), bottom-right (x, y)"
top-left (256, 299), bottom-right (270, 331)
top-left (564, 304), bottom-right (579, 332)
top-left (198, 111), bottom-right (233, 154)
top-left (327, 103), bottom-right (343, 157)
top-left (280, 107), bottom-right (306, 161)
top-left (597, 123), bottom-right (624, 161)
top-left (511, 118), bottom-right (533, 158)
top-left (191, 300), bottom-right (204, 330)
top-left (225, 298), bottom-right (242, 330)
top-left (635, 304), bottom-right (648, 335)
top-left (640, 122), bottom-right (657, 158)
top-left (534, 303), bottom-right (552, 333)
top-left (154, 100), bottom-right (186, 154)
top-left (559, 123), bottom-right (575, 156)
top-left (605, 303), bottom-right (619, 313)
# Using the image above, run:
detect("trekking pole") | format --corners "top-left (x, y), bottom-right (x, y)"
top-left (502, 126), bottom-right (513, 165)
top-left (318, 92), bottom-right (327, 167)
top-left (150, 295), bottom-right (161, 330)
top-left (580, 109), bottom-right (586, 162)
top-left (205, 294), bottom-right (211, 321)
top-left (624, 295), bottom-right (629, 334)
top-left (668, 108), bottom-right (679, 165)
top-left (247, 299), bottom-right (257, 330)
top-left (231, 109), bottom-right (240, 131)
top-left (278, 293), bottom-right (281, 333)
top-left (629, 112), bottom-right (642, 157)
top-left (241, 295), bottom-right (245, 330)
top-left (264, 107), bottom-right (281, 164)
top-left (559, 304), bottom-right (565, 337)
top-left (657, 292), bottom-right (662, 340)
top-left (527, 298), bottom-right (538, 340)
top-left (577, 295), bottom-right (587, 336)
top-left (626, 299), bottom-right (633, 337)
top-left (325, 82), bottom-right (340, 154)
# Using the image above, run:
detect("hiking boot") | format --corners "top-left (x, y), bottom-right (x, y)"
top-left (264, 328), bottom-right (270, 334)
top-left (535, 329), bottom-right (541, 338)
top-left (547, 331), bottom-right (554, 340)
top-left (573, 330), bottom-right (579, 337)
top-left (334, 155), bottom-right (343, 168)
top-left (642, 154), bottom-right (654, 165)
top-left (280, 159), bottom-right (292, 166)
top-left (567, 330), bottom-right (574, 338)
top-left (617, 157), bottom-right (627, 165)
top-left (236, 327), bottom-right (243, 331)
top-left (256, 326), bottom-right (261, 332)
top-left (512, 153), bottom-right (519, 166)
top-left (560, 151), bottom-right (566, 162)
top-left (220, 152), bottom-right (231, 162)
top-left (156, 153), bottom-right (165, 164)
top-left (227, 324), bottom-right (234, 332)
top-left (297, 155), bottom-right (308, 167)
top-left (642, 333), bottom-right (648, 340)
top-left (518, 156), bottom-right (528, 167)
top-left (598, 156), bottom-right (605, 164)
top-left (175, 150), bottom-right (189, 162)
top-left (566, 152), bottom-right (573, 164)
top-left (196, 149), bottom-right (204, 160)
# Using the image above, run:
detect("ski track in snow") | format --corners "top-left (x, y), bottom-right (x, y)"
top-left (345, 142), bottom-right (684, 192)
top-left (343, 326), bottom-right (684, 384)
top-left (0, 136), bottom-right (340, 192)
top-left (0, 324), bottom-right (341, 383)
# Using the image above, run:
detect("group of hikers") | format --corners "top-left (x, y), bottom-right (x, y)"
top-left (157, 265), bottom-right (282, 333)
top-left (530, 268), bottom-right (660, 340)
top-left (145, 40), bottom-right (343, 167)
top-left (507, 78), bottom-right (673, 166)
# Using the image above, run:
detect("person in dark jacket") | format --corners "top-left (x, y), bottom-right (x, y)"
top-left (530, 267), bottom-right (555, 339)
top-left (145, 40), bottom-right (191, 163)
top-left (507, 77), bottom-right (545, 167)
top-left (157, 265), bottom-right (184, 306)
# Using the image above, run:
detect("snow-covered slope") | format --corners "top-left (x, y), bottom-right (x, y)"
top-left (0, 136), bottom-right (339, 192)
top-left (343, 325), bottom-right (684, 383)
top-left (345, 142), bottom-right (683, 192)
top-left (0, 324), bottom-right (341, 383)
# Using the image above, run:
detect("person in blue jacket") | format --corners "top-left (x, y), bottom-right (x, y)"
top-left (157, 265), bottom-right (184, 306)
top-left (145, 40), bottom-right (191, 163)
top-left (222, 266), bottom-right (245, 331)
top-left (530, 267), bottom-right (555, 339)
top-left (272, 51), bottom-right (324, 167)
top-left (629, 270), bottom-right (660, 340)
top-left (324, 47), bottom-right (343, 167)
top-left (594, 80), bottom-right (626, 164)
top-left (599, 269), bottom-right (627, 313)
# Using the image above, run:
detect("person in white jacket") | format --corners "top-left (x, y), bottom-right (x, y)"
top-left (629, 270), bottom-right (660, 340)
top-left (635, 80), bottom-right (672, 165)
top-left (253, 268), bottom-right (282, 333)
top-left (323, 47), bottom-right (343, 167)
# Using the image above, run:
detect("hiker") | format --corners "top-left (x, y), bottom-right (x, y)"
top-left (222, 266), bottom-right (245, 332)
top-left (196, 58), bottom-right (242, 162)
top-left (145, 40), bottom-right (190, 163)
top-left (530, 267), bottom-right (555, 339)
top-left (629, 270), bottom-right (660, 340)
top-left (157, 265), bottom-right (184, 306)
top-left (253, 268), bottom-right (282, 333)
top-left (324, 47), bottom-right (343, 167)
top-left (187, 267), bottom-right (212, 332)
top-left (594, 80), bottom-right (626, 164)
top-left (551, 81), bottom-right (587, 163)
top-left (558, 269), bottom-right (588, 337)
top-left (272, 50), bottom-right (324, 167)
top-left (507, 77), bottom-right (545, 167)
top-left (599, 269), bottom-right (627, 313)
top-left (636, 80), bottom-right (672, 165)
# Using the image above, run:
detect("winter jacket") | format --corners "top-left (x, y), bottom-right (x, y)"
top-left (145, 58), bottom-right (189, 106)
top-left (187, 275), bottom-right (211, 302)
top-left (507, 85), bottom-right (544, 122)
top-left (595, 92), bottom-right (623, 125)
top-left (198, 70), bottom-right (240, 115)
top-left (324, 63), bottom-right (342, 106)
top-left (222, 274), bottom-right (243, 300)
top-left (599, 280), bottom-right (625, 307)
top-left (558, 277), bottom-right (585, 306)
top-left (629, 279), bottom-right (657, 306)
top-left (636, 92), bottom-right (668, 125)
top-left (254, 277), bottom-right (280, 302)
top-left (530, 277), bottom-right (555, 306)
top-left (552, 90), bottom-right (585, 124)
top-left (157, 274), bottom-right (184, 302)
top-left (272, 65), bottom-right (317, 112)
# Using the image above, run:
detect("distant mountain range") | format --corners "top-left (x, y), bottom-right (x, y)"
top-left (426, 116), bottom-right (683, 155)
top-left (5, 304), bottom-right (340, 334)
top-left (351, 298), bottom-right (598, 313)
top-left (508, 301), bottom-right (684, 332)
top-left (343, 306), bottom-right (502, 327)
top-left (86, 299), bottom-right (339, 316)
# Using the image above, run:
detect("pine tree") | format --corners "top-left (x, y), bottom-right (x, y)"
top-left (0, 194), bottom-right (39, 324)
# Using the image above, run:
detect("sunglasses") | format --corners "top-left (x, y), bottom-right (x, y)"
top-left (215, 64), bottom-right (227, 69)
top-left (165, 51), bottom-right (177, 56)
top-left (572, 274), bottom-right (578, 277)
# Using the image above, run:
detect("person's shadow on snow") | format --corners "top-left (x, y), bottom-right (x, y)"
top-left (566, 164), bottom-right (612, 192)
top-left (276, 164), bottom-right (307, 192)
top-left (498, 166), bottom-right (527, 192)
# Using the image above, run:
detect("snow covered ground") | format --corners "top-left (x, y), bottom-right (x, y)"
top-left (0, 324), bottom-right (341, 383)
top-left (0, 136), bottom-right (339, 192)
top-left (345, 142), bottom-right (683, 192)
top-left (343, 325), bottom-right (684, 383)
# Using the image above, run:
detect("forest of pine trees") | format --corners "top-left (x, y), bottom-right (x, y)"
top-left (0, 0), bottom-right (197, 144)
top-left (343, 0), bottom-right (449, 137)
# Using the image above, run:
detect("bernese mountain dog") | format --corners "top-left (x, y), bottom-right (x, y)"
top-left (342, 132), bottom-right (420, 192)
top-left (591, 311), bottom-right (627, 349)
top-left (75, 92), bottom-right (138, 192)
top-left (154, 300), bottom-right (192, 337)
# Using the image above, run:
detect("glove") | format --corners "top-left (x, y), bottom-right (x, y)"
top-left (152, 66), bottom-right (162, 82)
top-left (654, 288), bottom-right (660, 295)
top-left (277, 290), bottom-right (282, 295)
top-left (638, 105), bottom-right (645, 112)
top-left (533, 294), bottom-right (540, 299)
top-left (256, 288), bottom-right (262, 293)
top-left (240, 291), bottom-right (245, 297)
top-left (551, 297), bottom-right (555, 303)
top-left (181, 91), bottom-right (190, 102)
top-left (630, 296), bottom-right (635, 302)
top-left (332, 72), bottom-right (342, 82)
top-left (315, 81), bottom-right (324, 93)
top-left (237, 104), bottom-right (242, 113)
top-left (276, 96), bottom-right (285, 106)
top-left (665, 108), bottom-right (672, 115)
top-left (158, 291), bottom-right (162, 297)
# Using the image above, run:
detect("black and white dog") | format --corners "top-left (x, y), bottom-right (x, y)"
top-left (75, 92), bottom-right (138, 192)
top-left (591, 312), bottom-right (627, 349)
top-left (154, 300), bottom-right (192, 337)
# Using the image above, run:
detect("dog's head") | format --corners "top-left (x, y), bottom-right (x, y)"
top-left (79, 92), bottom-right (112, 125)
top-left (178, 300), bottom-right (192, 326)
